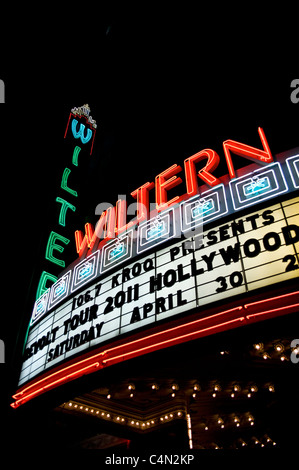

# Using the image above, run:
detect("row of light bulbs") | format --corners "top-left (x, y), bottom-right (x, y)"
top-left (253, 341), bottom-right (295, 361)
top-left (129, 411), bottom-right (184, 429)
top-left (201, 413), bottom-right (255, 431)
top-left (64, 402), bottom-right (278, 448)
top-left (211, 382), bottom-right (275, 398)
top-left (105, 382), bottom-right (275, 400)
top-left (220, 340), bottom-right (297, 362)
top-left (210, 435), bottom-right (277, 450)
top-left (106, 382), bottom-right (194, 399)
top-left (65, 401), bottom-right (185, 431)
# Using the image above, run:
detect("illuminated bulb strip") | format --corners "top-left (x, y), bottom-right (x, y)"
top-left (64, 401), bottom-right (185, 431)
top-left (187, 413), bottom-right (193, 450)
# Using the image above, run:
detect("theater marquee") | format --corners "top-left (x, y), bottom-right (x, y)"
top-left (11, 118), bottom-right (299, 409)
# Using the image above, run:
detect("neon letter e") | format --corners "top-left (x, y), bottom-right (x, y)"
top-left (45, 231), bottom-right (70, 268)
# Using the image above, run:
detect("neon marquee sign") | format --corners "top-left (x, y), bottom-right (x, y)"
top-left (19, 195), bottom-right (299, 387)
top-left (36, 105), bottom-right (97, 300)
top-left (33, 121), bottom-right (299, 318)
top-left (12, 120), bottom-right (299, 406)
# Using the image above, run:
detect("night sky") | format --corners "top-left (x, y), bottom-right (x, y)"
top-left (1, 4), bottom-right (298, 451)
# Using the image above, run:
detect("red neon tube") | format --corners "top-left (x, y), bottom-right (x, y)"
top-left (11, 291), bottom-right (299, 409)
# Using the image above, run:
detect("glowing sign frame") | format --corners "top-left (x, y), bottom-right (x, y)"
top-left (13, 125), bottom-right (299, 409)
top-left (101, 230), bottom-right (134, 273)
top-left (71, 251), bottom-right (100, 293)
top-left (137, 208), bottom-right (177, 254)
top-left (48, 270), bottom-right (72, 310)
top-left (229, 162), bottom-right (288, 210)
top-left (286, 154), bottom-right (299, 188)
top-left (180, 184), bottom-right (228, 233)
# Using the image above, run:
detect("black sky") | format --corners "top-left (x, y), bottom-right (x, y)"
top-left (1, 3), bottom-right (298, 407)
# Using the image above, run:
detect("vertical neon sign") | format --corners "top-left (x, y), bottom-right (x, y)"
top-left (36, 105), bottom-right (97, 299)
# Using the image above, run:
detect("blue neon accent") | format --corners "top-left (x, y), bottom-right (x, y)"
top-left (147, 221), bottom-right (165, 239)
top-left (192, 199), bottom-right (214, 219)
top-left (244, 177), bottom-right (270, 197)
top-left (78, 262), bottom-right (92, 279)
top-left (109, 243), bottom-right (125, 260)
top-left (36, 300), bottom-right (46, 315)
top-left (54, 282), bottom-right (66, 297)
